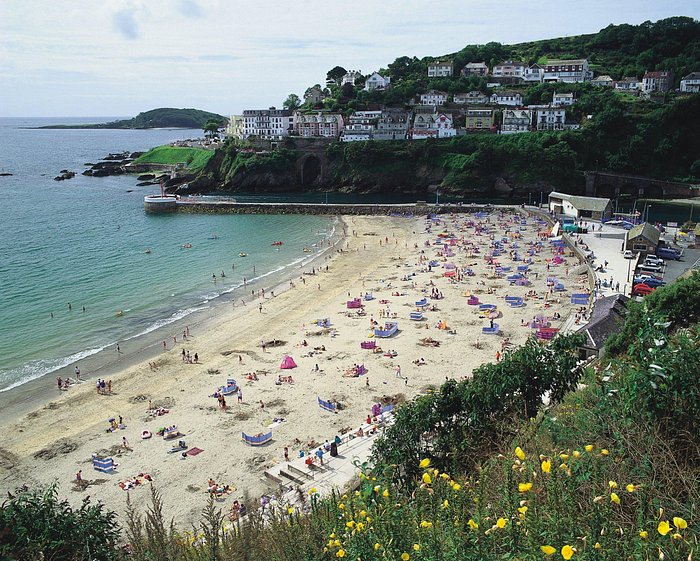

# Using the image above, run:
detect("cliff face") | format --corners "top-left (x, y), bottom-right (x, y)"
top-left (190, 136), bottom-right (580, 198)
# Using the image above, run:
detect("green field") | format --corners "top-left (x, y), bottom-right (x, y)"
top-left (133, 146), bottom-right (214, 172)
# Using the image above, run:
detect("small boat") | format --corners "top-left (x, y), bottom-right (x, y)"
top-left (115, 310), bottom-right (124, 317)
top-left (271, 241), bottom-right (284, 246)
top-left (181, 243), bottom-right (192, 249)
top-left (144, 248), bottom-right (152, 254)
top-left (303, 248), bottom-right (312, 253)
top-left (239, 252), bottom-right (248, 257)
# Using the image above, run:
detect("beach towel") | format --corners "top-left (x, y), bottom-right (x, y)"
top-left (186, 447), bottom-right (204, 456)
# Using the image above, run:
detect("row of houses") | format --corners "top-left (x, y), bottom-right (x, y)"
top-left (592, 71), bottom-right (699, 93)
top-left (429, 58), bottom-right (592, 83)
top-left (227, 105), bottom-right (579, 141)
top-left (418, 90), bottom-right (574, 107)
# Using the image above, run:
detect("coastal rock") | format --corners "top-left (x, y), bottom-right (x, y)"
top-left (137, 173), bottom-right (156, 181)
top-left (0, 172), bottom-right (13, 176)
top-left (494, 177), bottom-right (512, 195)
top-left (54, 170), bottom-right (76, 181)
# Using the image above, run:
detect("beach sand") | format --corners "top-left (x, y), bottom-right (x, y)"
top-left (0, 211), bottom-right (585, 526)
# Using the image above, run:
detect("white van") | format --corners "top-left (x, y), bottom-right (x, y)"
top-left (637, 263), bottom-right (663, 274)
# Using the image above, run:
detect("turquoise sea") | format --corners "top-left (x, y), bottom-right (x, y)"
top-left (0, 118), bottom-right (334, 392)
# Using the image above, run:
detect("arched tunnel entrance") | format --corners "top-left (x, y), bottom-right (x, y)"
top-left (300, 155), bottom-right (321, 186)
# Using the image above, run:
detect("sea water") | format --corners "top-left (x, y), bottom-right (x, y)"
top-left (0, 118), bottom-right (333, 392)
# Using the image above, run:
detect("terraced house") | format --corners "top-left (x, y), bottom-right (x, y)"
top-left (464, 108), bottom-right (494, 130)
top-left (543, 59), bottom-right (591, 82)
top-left (242, 108), bottom-right (293, 139)
top-left (500, 109), bottom-right (532, 134)
top-left (292, 112), bottom-right (344, 138)
top-left (427, 60), bottom-right (453, 77)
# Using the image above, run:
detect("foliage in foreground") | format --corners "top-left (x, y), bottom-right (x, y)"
top-left (0, 483), bottom-right (120, 561)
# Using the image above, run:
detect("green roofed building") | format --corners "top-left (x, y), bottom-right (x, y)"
top-left (625, 222), bottom-right (661, 255)
top-left (548, 191), bottom-right (612, 220)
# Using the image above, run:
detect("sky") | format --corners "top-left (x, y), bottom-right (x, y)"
top-left (1, 0), bottom-right (699, 118)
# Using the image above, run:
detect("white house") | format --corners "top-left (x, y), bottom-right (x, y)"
top-left (552, 92), bottom-right (575, 106)
top-left (543, 59), bottom-right (591, 83)
top-left (492, 61), bottom-right (526, 79)
top-left (427, 60), bottom-right (453, 77)
top-left (226, 115), bottom-right (245, 138)
top-left (680, 72), bottom-right (700, 93)
top-left (242, 108), bottom-right (293, 139)
top-left (411, 114), bottom-right (438, 139)
top-left (536, 107), bottom-right (566, 131)
top-left (591, 75), bottom-right (614, 87)
top-left (340, 110), bottom-right (381, 142)
top-left (614, 77), bottom-right (640, 92)
top-left (453, 91), bottom-right (489, 104)
top-left (500, 109), bottom-right (532, 134)
top-left (420, 90), bottom-right (448, 106)
top-left (490, 91), bottom-right (523, 106)
top-left (432, 113), bottom-right (457, 138)
top-left (364, 72), bottom-right (391, 91)
top-left (341, 70), bottom-right (362, 86)
top-left (523, 64), bottom-right (544, 83)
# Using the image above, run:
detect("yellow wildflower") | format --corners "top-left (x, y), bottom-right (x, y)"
top-left (496, 517), bottom-right (507, 528)
top-left (572, 450), bottom-right (581, 459)
top-left (440, 472), bottom-right (450, 480)
top-left (359, 510), bottom-right (366, 518)
top-left (452, 482), bottom-right (461, 490)
top-left (540, 545), bottom-right (556, 555)
top-left (336, 550), bottom-right (345, 558)
top-left (366, 516), bottom-right (372, 523)
top-left (419, 458), bottom-right (431, 468)
top-left (443, 499), bottom-right (449, 508)
top-left (468, 519), bottom-right (479, 530)
top-left (333, 540), bottom-right (341, 547)
top-left (356, 522), bottom-right (365, 532)
top-left (585, 445), bottom-right (593, 452)
top-left (600, 449), bottom-right (609, 456)
top-left (626, 484), bottom-right (636, 493)
top-left (420, 520), bottom-right (433, 528)
top-left (401, 553), bottom-right (410, 561)
top-left (639, 530), bottom-right (648, 539)
top-left (422, 473), bottom-right (432, 485)
top-left (672, 533), bottom-right (682, 540)
top-left (560, 453), bottom-right (570, 461)
top-left (608, 480), bottom-right (618, 489)
top-left (383, 489), bottom-right (389, 497)
top-left (309, 487), bottom-right (318, 494)
top-left (413, 544), bottom-right (421, 551)
top-left (330, 533), bottom-right (336, 539)
top-left (287, 507), bottom-right (294, 514)
top-left (518, 482), bottom-right (533, 493)
top-left (541, 459), bottom-right (551, 473)
top-left (518, 506), bottom-right (528, 514)
top-left (658, 520), bottom-right (671, 536)
top-left (561, 544), bottom-right (575, 559)
top-left (338, 503), bottom-right (345, 510)
top-left (346, 521), bottom-right (355, 529)
top-left (515, 446), bottom-right (526, 461)
top-left (374, 543), bottom-right (381, 551)
top-left (673, 517), bottom-right (687, 530)
top-left (610, 493), bottom-right (620, 504)
top-left (594, 542), bottom-right (601, 549)
top-left (373, 485), bottom-right (380, 493)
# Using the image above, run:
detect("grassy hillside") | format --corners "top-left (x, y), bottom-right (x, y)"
top-left (133, 146), bottom-right (214, 172)
top-left (39, 108), bottom-right (228, 130)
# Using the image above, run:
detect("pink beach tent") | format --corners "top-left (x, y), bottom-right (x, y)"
top-left (280, 355), bottom-right (297, 369)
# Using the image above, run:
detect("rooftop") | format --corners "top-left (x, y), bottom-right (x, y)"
top-left (583, 294), bottom-right (630, 350)
top-left (549, 192), bottom-right (612, 212)
top-left (628, 222), bottom-right (661, 244)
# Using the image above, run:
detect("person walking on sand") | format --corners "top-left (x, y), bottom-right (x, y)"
top-left (107, 380), bottom-right (112, 393)
top-left (122, 436), bottom-right (130, 450)
top-left (395, 365), bottom-right (402, 378)
top-left (75, 469), bottom-right (84, 488)
top-left (57, 376), bottom-right (62, 390)
top-left (237, 388), bottom-right (243, 403)
top-left (74, 366), bottom-right (80, 380)
top-left (283, 447), bottom-right (289, 462)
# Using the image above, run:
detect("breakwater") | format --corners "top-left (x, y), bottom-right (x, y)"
top-left (149, 198), bottom-right (509, 216)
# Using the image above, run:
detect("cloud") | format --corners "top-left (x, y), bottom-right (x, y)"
top-left (112, 7), bottom-right (139, 39)
top-left (176, 0), bottom-right (202, 19)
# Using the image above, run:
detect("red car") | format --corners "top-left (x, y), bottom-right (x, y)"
top-left (632, 283), bottom-right (656, 296)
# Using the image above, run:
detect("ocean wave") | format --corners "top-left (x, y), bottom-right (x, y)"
top-left (124, 305), bottom-right (210, 341)
top-left (0, 346), bottom-right (107, 393)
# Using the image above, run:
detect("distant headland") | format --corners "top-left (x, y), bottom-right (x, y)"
top-left (36, 108), bottom-right (228, 130)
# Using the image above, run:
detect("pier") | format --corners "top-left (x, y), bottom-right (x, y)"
top-left (145, 196), bottom-right (503, 216)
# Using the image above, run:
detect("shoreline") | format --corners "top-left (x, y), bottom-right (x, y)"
top-left (0, 211), bottom-right (583, 527)
top-left (0, 218), bottom-right (344, 426)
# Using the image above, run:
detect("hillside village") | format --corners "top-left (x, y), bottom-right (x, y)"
top-left (226, 58), bottom-right (700, 142)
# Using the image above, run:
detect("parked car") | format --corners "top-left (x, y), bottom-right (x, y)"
top-left (637, 263), bottom-right (663, 274)
top-left (644, 256), bottom-right (664, 266)
top-left (657, 247), bottom-right (682, 260)
top-left (632, 283), bottom-right (656, 296)
top-left (623, 250), bottom-right (636, 259)
top-left (635, 273), bottom-right (664, 282)
top-left (633, 277), bottom-right (666, 288)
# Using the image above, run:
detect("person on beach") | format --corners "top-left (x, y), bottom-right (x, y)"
top-left (395, 365), bottom-right (402, 378)
top-left (122, 436), bottom-right (130, 450)
top-left (237, 388), bottom-right (242, 403)
top-left (57, 376), bottom-right (62, 390)
top-left (75, 470), bottom-right (85, 488)
top-left (283, 447), bottom-right (289, 462)
top-left (163, 341), bottom-right (167, 350)
top-left (259, 303), bottom-right (263, 313)
top-left (107, 380), bottom-right (112, 393)
top-left (74, 366), bottom-right (80, 380)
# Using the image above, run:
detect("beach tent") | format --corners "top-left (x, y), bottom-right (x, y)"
top-left (280, 355), bottom-right (297, 369)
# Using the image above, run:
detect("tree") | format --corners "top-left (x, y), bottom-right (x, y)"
top-left (282, 93), bottom-right (301, 111)
top-left (203, 119), bottom-right (221, 139)
top-left (326, 65), bottom-right (347, 85)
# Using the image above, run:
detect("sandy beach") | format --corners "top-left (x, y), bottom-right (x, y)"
top-left (0, 211), bottom-right (585, 526)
